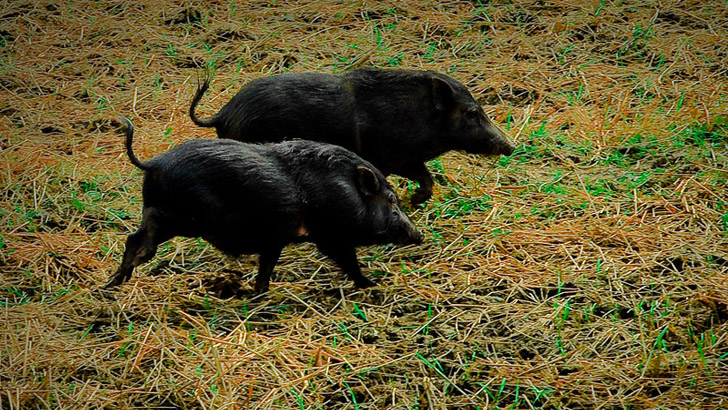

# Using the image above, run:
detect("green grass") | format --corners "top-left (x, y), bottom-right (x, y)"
top-left (1, 1), bottom-right (726, 409)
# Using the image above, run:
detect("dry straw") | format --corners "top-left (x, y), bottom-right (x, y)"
top-left (1, 0), bottom-right (727, 408)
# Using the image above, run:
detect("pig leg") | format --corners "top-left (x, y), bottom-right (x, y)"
top-left (105, 207), bottom-right (171, 288)
top-left (318, 245), bottom-right (376, 288)
top-left (254, 247), bottom-right (282, 294)
top-left (398, 162), bottom-right (434, 205)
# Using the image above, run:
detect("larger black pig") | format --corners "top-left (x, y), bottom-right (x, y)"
top-left (106, 116), bottom-right (423, 293)
top-left (189, 68), bottom-right (516, 204)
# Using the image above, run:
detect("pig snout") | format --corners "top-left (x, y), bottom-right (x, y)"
top-left (484, 121), bottom-right (516, 156)
top-left (402, 227), bottom-right (424, 245)
top-left (395, 211), bottom-right (424, 245)
top-left (498, 139), bottom-right (516, 156)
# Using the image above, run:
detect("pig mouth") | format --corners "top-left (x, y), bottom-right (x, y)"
top-left (395, 224), bottom-right (423, 245)
top-left (400, 231), bottom-right (424, 245)
top-left (458, 146), bottom-right (509, 157)
top-left (496, 143), bottom-right (516, 156)
top-left (457, 134), bottom-right (515, 156)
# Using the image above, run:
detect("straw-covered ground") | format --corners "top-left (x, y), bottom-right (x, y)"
top-left (2, 0), bottom-right (727, 408)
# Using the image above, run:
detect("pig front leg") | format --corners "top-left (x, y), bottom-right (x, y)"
top-left (105, 207), bottom-right (172, 288)
top-left (254, 247), bottom-right (282, 294)
top-left (318, 244), bottom-right (375, 288)
top-left (398, 162), bottom-right (434, 205)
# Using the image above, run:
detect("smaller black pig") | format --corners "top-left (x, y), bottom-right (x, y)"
top-left (106, 116), bottom-right (423, 293)
top-left (189, 68), bottom-right (516, 204)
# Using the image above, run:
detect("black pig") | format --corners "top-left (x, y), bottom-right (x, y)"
top-left (106, 116), bottom-right (423, 293)
top-left (189, 68), bottom-right (516, 204)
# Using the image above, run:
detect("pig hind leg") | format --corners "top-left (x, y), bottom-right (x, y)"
top-left (318, 244), bottom-right (375, 288)
top-left (254, 247), bottom-right (283, 294)
top-left (105, 207), bottom-right (173, 288)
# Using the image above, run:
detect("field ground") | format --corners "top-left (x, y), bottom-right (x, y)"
top-left (1, 0), bottom-right (727, 408)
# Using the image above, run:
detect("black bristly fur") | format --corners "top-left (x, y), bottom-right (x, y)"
top-left (189, 68), bottom-right (516, 204)
top-left (107, 117), bottom-right (423, 293)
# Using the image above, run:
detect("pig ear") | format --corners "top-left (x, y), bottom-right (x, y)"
top-left (432, 77), bottom-right (454, 111)
top-left (356, 166), bottom-right (381, 196)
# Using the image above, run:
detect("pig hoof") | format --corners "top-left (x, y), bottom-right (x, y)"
top-left (409, 191), bottom-right (430, 206)
top-left (354, 277), bottom-right (376, 288)
top-left (254, 284), bottom-right (270, 294)
top-left (103, 277), bottom-right (123, 289)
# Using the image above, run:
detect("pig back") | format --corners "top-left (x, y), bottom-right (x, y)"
top-left (216, 73), bottom-right (361, 151)
top-left (141, 139), bottom-right (303, 253)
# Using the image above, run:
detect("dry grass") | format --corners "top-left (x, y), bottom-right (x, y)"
top-left (2, 0), bottom-right (727, 408)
